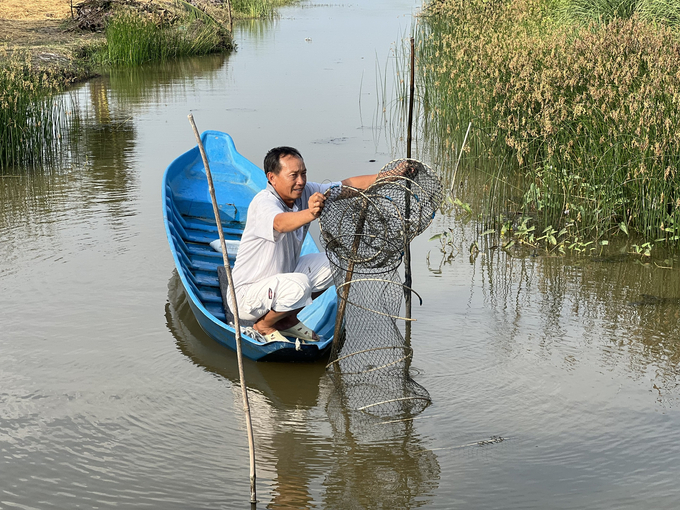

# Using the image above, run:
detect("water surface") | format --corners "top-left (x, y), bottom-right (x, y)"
top-left (2, 1), bottom-right (680, 508)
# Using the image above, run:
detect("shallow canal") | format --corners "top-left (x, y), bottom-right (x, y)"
top-left (2, 1), bottom-right (680, 508)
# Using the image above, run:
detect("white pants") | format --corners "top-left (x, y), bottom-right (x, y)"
top-left (233, 253), bottom-right (333, 322)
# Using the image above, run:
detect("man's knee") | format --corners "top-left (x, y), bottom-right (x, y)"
top-left (297, 253), bottom-right (333, 291)
top-left (271, 273), bottom-right (313, 312)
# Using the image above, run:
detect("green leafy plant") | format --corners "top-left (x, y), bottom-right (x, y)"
top-left (630, 242), bottom-right (654, 258)
top-left (428, 228), bottom-right (457, 268)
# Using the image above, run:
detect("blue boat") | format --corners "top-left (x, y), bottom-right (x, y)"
top-left (162, 130), bottom-right (337, 361)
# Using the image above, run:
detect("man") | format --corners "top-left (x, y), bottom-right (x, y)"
top-left (229, 146), bottom-right (378, 343)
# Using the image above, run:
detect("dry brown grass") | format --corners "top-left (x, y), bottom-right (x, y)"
top-left (0, 0), bottom-right (74, 21)
top-left (0, 1), bottom-right (77, 51)
top-left (0, 1), bottom-right (101, 83)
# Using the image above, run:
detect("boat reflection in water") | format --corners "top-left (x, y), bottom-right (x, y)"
top-left (166, 272), bottom-right (440, 508)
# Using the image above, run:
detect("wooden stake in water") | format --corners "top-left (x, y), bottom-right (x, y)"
top-left (404, 37), bottom-right (416, 331)
top-left (225, 0), bottom-right (234, 32)
top-left (188, 115), bottom-right (257, 505)
top-left (406, 37), bottom-right (415, 161)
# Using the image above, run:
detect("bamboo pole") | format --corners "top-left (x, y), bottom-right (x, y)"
top-left (225, 0), bottom-right (234, 33)
top-left (188, 115), bottom-right (257, 505)
top-left (406, 37), bottom-right (415, 161)
top-left (452, 121), bottom-right (472, 192)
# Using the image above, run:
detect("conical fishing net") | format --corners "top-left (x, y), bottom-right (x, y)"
top-left (319, 159), bottom-right (443, 420)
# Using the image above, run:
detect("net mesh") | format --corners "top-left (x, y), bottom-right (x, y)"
top-left (319, 159), bottom-right (443, 420)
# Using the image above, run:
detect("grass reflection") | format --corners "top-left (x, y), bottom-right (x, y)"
top-left (430, 212), bottom-right (680, 400)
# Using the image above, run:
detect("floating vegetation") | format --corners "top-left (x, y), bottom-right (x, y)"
top-left (406, 0), bottom-right (680, 255)
top-left (0, 51), bottom-right (72, 171)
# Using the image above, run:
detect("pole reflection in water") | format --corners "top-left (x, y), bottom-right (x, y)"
top-left (165, 272), bottom-right (440, 507)
top-left (166, 271), bottom-right (326, 507)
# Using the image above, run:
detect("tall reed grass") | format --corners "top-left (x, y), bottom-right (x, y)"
top-left (97, 10), bottom-right (228, 66)
top-left (416, 0), bottom-right (680, 247)
top-left (638, 0), bottom-right (680, 27)
top-left (0, 51), bottom-right (71, 171)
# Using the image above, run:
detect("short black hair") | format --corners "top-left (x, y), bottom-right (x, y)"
top-left (264, 146), bottom-right (303, 176)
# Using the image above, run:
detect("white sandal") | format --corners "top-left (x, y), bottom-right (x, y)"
top-left (278, 322), bottom-right (319, 342)
top-left (258, 329), bottom-right (290, 343)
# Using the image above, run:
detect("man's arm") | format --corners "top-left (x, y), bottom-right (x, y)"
top-left (341, 162), bottom-right (417, 190)
top-left (272, 192), bottom-right (326, 233)
top-left (341, 174), bottom-right (377, 190)
top-left (274, 167), bottom-right (413, 232)
top-left (273, 209), bottom-right (317, 233)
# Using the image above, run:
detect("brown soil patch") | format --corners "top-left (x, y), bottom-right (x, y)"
top-left (0, 19), bottom-right (99, 48)
top-left (0, 1), bottom-right (102, 84)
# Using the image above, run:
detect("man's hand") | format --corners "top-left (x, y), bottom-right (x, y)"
top-left (308, 192), bottom-right (326, 218)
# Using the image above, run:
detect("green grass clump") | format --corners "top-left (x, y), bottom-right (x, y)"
top-left (232, 0), bottom-right (298, 19)
top-left (556, 0), bottom-right (638, 24)
top-left (414, 0), bottom-right (680, 246)
top-left (98, 9), bottom-right (228, 66)
top-left (638, 0), bottom-right (680, 27)
top-left (557, 0), bottom-right (680, 27)
top-left (0, 51), bottom-right (70, 171)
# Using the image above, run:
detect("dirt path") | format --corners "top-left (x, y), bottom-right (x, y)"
top-left (0, 18), bottom-right (101, 50)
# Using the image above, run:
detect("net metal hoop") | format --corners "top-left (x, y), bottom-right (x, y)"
top-left (324, 233), bottom-right (403, 271)
top-left (357, 396), bottom-right (432, 413)
top-left (334, 279), bottom-right (423, 320)
top-left (326, 345), bottom-right (414, 375)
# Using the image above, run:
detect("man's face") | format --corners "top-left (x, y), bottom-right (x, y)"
top-left (268, 154), bottom-right (307, 207)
